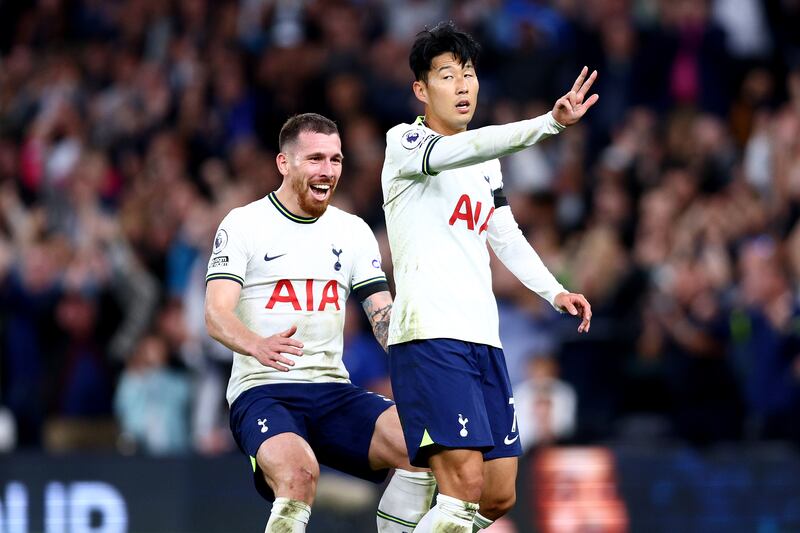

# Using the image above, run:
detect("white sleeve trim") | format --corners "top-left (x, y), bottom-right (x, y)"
top-left (487, 205), bottom-right (566, 310)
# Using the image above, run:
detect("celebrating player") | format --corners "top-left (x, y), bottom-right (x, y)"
top-left (205, 113), bottom-right (435, 533)
top-left (381, 22), bottom-right (596, 532)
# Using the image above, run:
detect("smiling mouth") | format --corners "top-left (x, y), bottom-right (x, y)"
top-left (309, 183), bottom-right (332, 201)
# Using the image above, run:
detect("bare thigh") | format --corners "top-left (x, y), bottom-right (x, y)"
top-left (367, 406), bottom-right (427, 472)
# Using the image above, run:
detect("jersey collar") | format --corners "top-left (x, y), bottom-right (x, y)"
top-left (268, 192), bottom-right (319, 224)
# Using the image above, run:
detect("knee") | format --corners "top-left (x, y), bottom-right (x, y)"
top-left (271, 464), bottom-right (319, 501)
top-left (480, 489), bottom-right (516, 520)
top-left (439, 464), bottom-right (484, 503)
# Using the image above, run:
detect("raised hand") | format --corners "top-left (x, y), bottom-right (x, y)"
top-left (554, 291), bottom-right (592, 333)
top-left (552, 66), bottom-right (599, 126)
top-left (251, 325), bottom-right (304, 371)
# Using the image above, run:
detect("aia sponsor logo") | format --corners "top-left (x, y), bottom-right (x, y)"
top-left (266, 279), bottom-right (341, 311)
top-left (448, 194), bottom-right (495, 234)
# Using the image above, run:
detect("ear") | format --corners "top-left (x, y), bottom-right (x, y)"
top-left (276, 152), bottom-right (289, 177)
top-left (412, 80), bottom-right (428, 105)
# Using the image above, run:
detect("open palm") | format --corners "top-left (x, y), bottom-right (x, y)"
top-left (552, 66), bottom-right (599, 126)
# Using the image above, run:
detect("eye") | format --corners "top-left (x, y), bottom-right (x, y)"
top-left (443, 75), bottom-right (454, 80)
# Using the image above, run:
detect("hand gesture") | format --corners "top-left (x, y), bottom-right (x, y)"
top-left (251, 325), bottom-right (304, 371)
top-left (552, 67), bottom-right (599, 126)
top-left (554, 292), bottom-right (592, 333)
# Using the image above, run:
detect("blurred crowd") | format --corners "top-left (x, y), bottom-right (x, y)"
top-left (0, 0), bottom-right (799, 456)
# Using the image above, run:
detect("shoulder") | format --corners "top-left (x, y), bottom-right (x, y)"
top-left (325, 206), bottom-right (372, 233)
top-left (386, 122), bottom-right (434, 151)
top-left (326, 207), bottom-right (377, 243)
top-left (224, 197), bottom-right (266, 225)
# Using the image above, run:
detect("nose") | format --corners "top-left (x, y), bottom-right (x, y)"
top-left (320, 158), bottom-right (334, 178)
top-left (456, 76), bottom-right (468, 95)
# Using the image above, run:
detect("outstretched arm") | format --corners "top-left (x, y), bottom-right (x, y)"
top-left (387, 68), bottom-right (598, 181)
top-left (205, 279), bottom-right (304, 371)
top-left (361, 290), bottom-right (393, 352)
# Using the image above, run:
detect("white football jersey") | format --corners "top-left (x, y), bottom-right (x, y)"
top-left (207, 192), bottom-right (388, 405)
top-left (382, 114), bottom-right (565, 347)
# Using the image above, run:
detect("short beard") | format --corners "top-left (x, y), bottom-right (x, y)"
top-left (292, 178), bottom-right (335, 218)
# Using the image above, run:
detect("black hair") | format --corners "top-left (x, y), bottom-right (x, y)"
top-left (409, 21), bottom-right (481, 82)
top-left (278, 113), bottom-right (339, 151)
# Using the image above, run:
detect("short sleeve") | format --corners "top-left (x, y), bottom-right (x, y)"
top-left (349, 218), bottom-right (389, 301)
top-left (385, 124), bottom-right (443, 180)
top-left (206, 209), bottom-right (250, 286)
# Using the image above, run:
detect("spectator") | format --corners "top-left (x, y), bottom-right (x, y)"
top-left (114, 334), bottom-right (191, 455)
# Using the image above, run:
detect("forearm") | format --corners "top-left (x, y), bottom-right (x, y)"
top-left (428, 112), bottom-right (564, 174)
top-left (205, 306), bottom-right (260, 356)
top-left (362, 291), bottom-right (393, 352)
top-left (488, 207), bottom-right (566, 308)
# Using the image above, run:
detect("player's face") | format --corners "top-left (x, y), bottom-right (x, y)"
top-left (280, 131), bottom-right (343, 217)
top-left (414, 53), bottom-right (479, 135)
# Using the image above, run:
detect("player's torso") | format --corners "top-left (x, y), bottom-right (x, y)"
top-left (384, 156), bottom-right (503, 346)
top-left (230, 204), bottom-right (359, 396)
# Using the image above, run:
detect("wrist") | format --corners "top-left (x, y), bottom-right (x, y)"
top-left (548, 111), bottom-right (566, 131)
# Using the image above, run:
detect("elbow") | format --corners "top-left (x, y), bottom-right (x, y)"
top-left (204, 305), bottom-right (221, 341)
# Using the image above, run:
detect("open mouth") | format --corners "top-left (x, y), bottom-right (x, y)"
top-left (455, 99), bottom-right (471, 113)
top-left (309, 183), bottom-right (332, 201)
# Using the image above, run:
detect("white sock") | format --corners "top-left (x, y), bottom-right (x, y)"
top-left (264, 497), bottom-right (311, 533)
top-left (473, 512), bottom-right (494, 531)
top-left (414, 493), bottom-right (478, 533)
top-left (377, 469), bottom-right (436, 532)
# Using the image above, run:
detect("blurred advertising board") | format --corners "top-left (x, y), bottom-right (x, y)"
top-left (2, 445), bottom-right (800, 532)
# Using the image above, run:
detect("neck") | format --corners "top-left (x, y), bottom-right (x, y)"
top-left (274, 184), bottom-right (314, 217)
top-left (423, 110), bottom-right (466, 136)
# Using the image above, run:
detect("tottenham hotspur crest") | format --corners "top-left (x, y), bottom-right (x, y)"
top-left (458, 414), bottom-right (469, 437)
top-left (332, 246), bottom-right (342, 271)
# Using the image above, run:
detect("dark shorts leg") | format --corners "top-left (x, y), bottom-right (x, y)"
top-left (482, 347), bottom-right (523, 460)
top-left (389, 339), bottom-right (494, 467)
top-left (307, 383), bottom-right (395, 484)
top-left (229, 384), bottom-right (311, 501)
top-left (230, 382), bottom-right (395, 501)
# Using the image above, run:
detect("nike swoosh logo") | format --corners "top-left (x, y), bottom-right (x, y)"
top-left (504, 434), bottom-right (519, 445)
top-left (264, 253), bottom-right (287, 262)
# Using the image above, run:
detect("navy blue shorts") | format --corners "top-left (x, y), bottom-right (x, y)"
top-left (389, 339), bottom-right (522, 467)
top-left (229, 382), bottom-right (395, 501)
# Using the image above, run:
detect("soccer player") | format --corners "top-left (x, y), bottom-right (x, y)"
top-left (205, 113), bottom-right (435, 533)
top-left (381, 22), bottom-right (596, 532)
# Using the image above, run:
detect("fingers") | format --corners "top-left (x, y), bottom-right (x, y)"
top-left (264, 353), bottom-right (296, 372)
top-left (576, 69), bottom-right (598, 101)
top-left (258, 342), bottom-right (303, 370)
top-left (557, 95), bottom-right (574, 115)
top-left (570, 66), bottom-right (588, 93)
top-left (574, 295), bottom-right (592, 334)
top-left (280, 324), bottom-right (298, 337)
top-left (279, 325), bottom-right (304, 349)
top-left (580, 93), bottom-right (600, 114)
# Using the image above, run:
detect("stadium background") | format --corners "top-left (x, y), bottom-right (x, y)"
top-left (1, 0), bottom-right (800, 531)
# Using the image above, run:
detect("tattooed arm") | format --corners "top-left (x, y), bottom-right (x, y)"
top-left (361, 290), bottom-right (393, 352)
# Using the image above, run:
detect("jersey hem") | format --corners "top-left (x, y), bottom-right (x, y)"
top-left (388, 331), bottom-right (502, 349)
